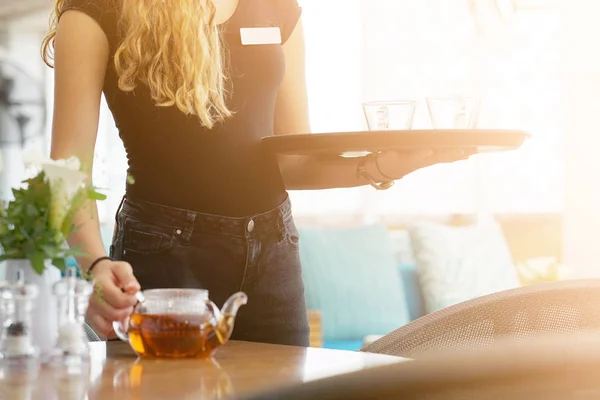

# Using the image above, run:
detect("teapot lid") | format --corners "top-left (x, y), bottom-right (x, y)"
top-left (143, 288), bottom-right (209, 300)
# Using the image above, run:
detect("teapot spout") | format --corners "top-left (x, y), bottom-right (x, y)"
top-left (221, 291), bottom-right (248, 318)
top-left (215, 292), bottom-right (248, 344)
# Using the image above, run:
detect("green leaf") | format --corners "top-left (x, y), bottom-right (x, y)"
top-left (40, 245), bottom-right (60, 259)
top-left (25, 204), bottom-right (38, 217)
top-left (0, 169), bottom-right (100, 268)
top-left (28, 252), bottom-right (46, 275)
top-left (51, 258), bottom-right (66, 272)
top-left (64, 248), bottom-right (89, 258)
top-left (87, 188), bottom-right (107, 201)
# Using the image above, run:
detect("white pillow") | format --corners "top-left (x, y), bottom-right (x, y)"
top-left (409, 220), bottom-right (521, 314)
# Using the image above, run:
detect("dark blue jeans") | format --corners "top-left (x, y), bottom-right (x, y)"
top-left (110, 195), bottom-right (310, 347)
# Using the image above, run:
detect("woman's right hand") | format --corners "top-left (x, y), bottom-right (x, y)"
top-left (86, 259), bottom-right (141, 338)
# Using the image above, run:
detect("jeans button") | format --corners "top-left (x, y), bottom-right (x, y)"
top-left (247, 219), bottom-right (255, 233)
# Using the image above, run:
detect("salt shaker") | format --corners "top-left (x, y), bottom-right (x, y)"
top-left (47, 267), bottom-right (94, 369)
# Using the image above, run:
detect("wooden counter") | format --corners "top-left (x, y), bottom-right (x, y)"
top-left (1, 341), bottom-right (406, 399)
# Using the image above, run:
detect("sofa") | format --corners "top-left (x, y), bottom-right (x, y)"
top-left (296, 214), bottom-right (561, 351)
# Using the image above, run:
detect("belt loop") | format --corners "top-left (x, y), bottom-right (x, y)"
top-left (283, 195), bottom-right (292, 222)
top-left (112, 195), bottom-right (127, 239)
top-left (280, 198), bottom-right (291, 224)
top-left (276, 206), bottom-right (286, 242)
top-left (182, 211), bottom-right (196, 241)
top-left (110, 195), bottom-right (127, 257)
top-left (115, 195), bottom-right (126, 225)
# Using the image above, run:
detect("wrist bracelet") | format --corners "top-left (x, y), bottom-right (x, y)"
top-left (374, 152), bottom-right (395, 181)
top-left (88, 256), bottom-right (113, 275)
top-left (356, 154), bottom-right (394, 190)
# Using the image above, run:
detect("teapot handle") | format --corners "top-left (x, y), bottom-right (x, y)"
top-left (205, 299), bottom-right (222, 325)
top-left (112, 291), bottom-right (144, 342)
top-left (112, 317), bottom-right (130, 343)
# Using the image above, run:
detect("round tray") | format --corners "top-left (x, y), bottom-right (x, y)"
top-left (262, 129), bottom-right (530, 157)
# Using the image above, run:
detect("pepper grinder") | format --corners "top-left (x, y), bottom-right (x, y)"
top-left (0, 269), bottom-right (39, 361)
top-left (47, 267), bottom-right (94, 368)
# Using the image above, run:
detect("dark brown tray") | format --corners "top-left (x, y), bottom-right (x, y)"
top-left (262, 129), bottom-right (530, 156)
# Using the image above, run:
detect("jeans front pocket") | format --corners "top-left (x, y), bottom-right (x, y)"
top-left (122, 216), bottom-right (179, 254)
top-left (118, 216), bottom-right (182, 289)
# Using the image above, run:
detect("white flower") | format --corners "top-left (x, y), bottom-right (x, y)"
top-left (42, 159), bottom-right (87, 233)
top-left (22, 150), bottom-right (88, 233)
top-left (42, 161), bottom-right (86, 195)
top-left (22, 147), bottom-right (46, 179)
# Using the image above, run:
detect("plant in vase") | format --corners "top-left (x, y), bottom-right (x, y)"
top-left (0, 155), bottom-right (106, 357)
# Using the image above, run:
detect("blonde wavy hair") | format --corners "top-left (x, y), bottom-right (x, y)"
top-left (42, 0), bottom-right (232, 129)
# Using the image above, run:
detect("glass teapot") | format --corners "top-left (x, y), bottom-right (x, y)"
top-left (113, 289), bottom-right (247, 359)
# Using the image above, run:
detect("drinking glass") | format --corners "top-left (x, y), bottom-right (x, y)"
top-left (362, 100), bottom-right (416, 131)
top-left (426, 95), bottom-right (481, 129)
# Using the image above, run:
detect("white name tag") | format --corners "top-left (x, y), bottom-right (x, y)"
top-left (240, 27), bottom-right (282, 45)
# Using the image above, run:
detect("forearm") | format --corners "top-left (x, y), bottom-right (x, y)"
top-left (67, 199), bottom-right (107, 274)
top-left (280, 154), bottom-right (388, 190)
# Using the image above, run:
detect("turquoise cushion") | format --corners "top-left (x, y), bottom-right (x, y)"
top-left (298, 224), bottom-right (411, 341)
top-left (398, 262), bottom-right (425, 321)
top-left (322, 340), bottom-right (364, 351)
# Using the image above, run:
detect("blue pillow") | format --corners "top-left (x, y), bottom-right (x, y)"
top-left (298, 224), bottom-right (411, 341)
top-left (398, 262), bottom-right (426, 321)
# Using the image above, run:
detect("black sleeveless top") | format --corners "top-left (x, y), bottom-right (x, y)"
top-left (62, 0), bottom-right (301, 217)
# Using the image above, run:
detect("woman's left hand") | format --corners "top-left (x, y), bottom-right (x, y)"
top-left (372, 148), bottom-right (476, 181)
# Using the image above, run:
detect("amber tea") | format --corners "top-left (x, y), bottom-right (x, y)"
top-left (128, 313), bottom-right (234, 358)
top-left (112, 289), bottom-right (247, 358)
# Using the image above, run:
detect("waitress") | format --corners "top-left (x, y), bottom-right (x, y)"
top-left (42, 0), bottom-right (471, 346)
